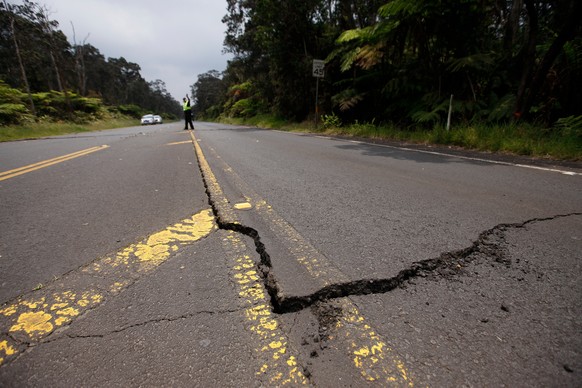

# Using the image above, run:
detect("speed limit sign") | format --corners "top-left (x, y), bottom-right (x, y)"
top-left (312, 59), bottom-right (325, 78)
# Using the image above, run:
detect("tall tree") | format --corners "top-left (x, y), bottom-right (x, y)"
top-left (191, 70), bottom-right (227, 118)
top-left (515, 0), bottom-right (582, 120)
top-left (1, 0), bottom-right (36, 116)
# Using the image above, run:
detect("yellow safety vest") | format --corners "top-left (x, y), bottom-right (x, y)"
top-left (183, 99), bottom-right (191, 111)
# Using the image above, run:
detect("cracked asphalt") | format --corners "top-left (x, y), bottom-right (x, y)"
top-left (0, 122), bottom-right (581, 386)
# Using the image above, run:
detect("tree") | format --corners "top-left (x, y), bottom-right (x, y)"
top-left (223, 0), bottom-right (333, 120)
top-left (0, 0), bottom-right (181, 120)
top-left (515, 0), bottom-right (582, 120)
top-left (1, 0), bottom-right (36, 116)
top-left (191, 70), bottom-right (227, 118)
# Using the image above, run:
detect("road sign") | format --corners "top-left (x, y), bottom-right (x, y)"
top-left (312, 59), bottom-right (325, 78)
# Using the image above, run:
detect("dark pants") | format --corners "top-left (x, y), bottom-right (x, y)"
top-left (184, 110), bottom-right (194, 129)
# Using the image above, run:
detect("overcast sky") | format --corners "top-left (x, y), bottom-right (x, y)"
top-left (30, 0), bottom-right (232, 101)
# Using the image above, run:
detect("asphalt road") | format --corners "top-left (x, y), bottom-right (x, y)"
top-left (0, 122), bottom-right (580, 386)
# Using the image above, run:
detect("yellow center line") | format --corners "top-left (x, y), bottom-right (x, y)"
top-left (222, 231), bottom-right (307, 385)
top-left (166, 140), bottom-right (192, 146)
top-left (0, 145), bottom-right (109, 182)
top-left (197, 136), bottom-right (414, 385)
top-left (189, 132), bottom-right (307, 385)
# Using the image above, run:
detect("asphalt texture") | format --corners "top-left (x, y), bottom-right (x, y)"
top-left (0, 122), bottom-right (580, 386)
top-left (0, 126), bottom-right (206, 301)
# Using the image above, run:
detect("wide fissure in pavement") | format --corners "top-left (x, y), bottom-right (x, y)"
top-left (217, 212), bottom-right (581, 314)
top-left (192, 140), bottom-right (582, 314)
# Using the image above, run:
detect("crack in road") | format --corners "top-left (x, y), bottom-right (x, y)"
top-left (60, 308), bottom-right (242, 340)
top-left (201, 162), bottom-right (581, 315)
top-left (275, 213), bottom-right (582, 313)
top-left (1, 307), bottom-right (242, 368)
top-left (191, 134), bottom-right (581, 384)
top-left (192, 134), bottom-right (582, 316)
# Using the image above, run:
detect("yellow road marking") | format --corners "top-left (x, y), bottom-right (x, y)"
top-left (234, 202), bottom-right (253, 210)
top-left (190, 133), bottom-right (307, 384)
top-left (166, 140), bottom-right (192, 146)
top-left (0, 340), bottom-right (16, 365)
top-left (198, 137), bottom-right (413, 385)
top-left (190, 132), bottom-right (237, 224)
top-left (0, 209), bottom-right (216, 365)
top-left (0, 145), bottom-right (109, 182)
top-left (223, 231), bottom-right (307, 385)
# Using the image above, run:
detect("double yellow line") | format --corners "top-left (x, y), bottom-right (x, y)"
top-left (0, 145), bottom-right (109, 182)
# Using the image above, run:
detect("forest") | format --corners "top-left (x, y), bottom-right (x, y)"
top-left (193, 0), bottom-right (581, 130)
top-left (0, 0), bottom-right (181, 126)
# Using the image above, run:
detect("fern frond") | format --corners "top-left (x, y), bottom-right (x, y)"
top-left (446, 53), bottom-right (496, 73)
top-left (332, 89), bottom-right (365, 111)
top-left (355, 43), bottom-right (385, 70)
top-left (378, 0), bottom-right (421, 18)
top-left (340, 48), bottom-right (361, 72)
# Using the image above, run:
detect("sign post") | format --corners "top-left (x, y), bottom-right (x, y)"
top-left (312, 60), bottom-right (324, 129)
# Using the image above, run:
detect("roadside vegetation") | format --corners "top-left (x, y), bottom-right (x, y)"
top-left (0, 118), bottom-right (137, 142)
top-left (0, 81), bottom-right (174, 142)
top-left (193, 0), bottom-right (581, 161)
top-left (0, 0), bottom-right (180, 140)
top-left (221, 114), bottom-right (582, 160)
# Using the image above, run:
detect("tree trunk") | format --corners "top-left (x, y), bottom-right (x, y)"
top-left (9, 15), bottom-right (36, 117)
top-left (515, 0), bottom-right (581, 119)
top-left (504, 0), bottom-right (524, 52)
top-left (514, 0), bottom-right (538, 119)
top-left (520, 0), bottom-right (581, 119)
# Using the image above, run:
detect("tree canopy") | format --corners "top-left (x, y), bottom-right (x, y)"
top-left (194, 0), bottom-right (581, 127)
top-left (0, 0), bottom-right (181, 123)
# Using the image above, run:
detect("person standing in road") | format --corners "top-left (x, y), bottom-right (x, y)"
top-left (183, 94), bottom-right (194, 130)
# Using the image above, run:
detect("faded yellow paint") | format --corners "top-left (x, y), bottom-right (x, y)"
top-left (50, 303), bottom-right (69, 311)
top-left (84, 209), bottom-right (216, 273)
top-left (339, 302), bottom-right (412, 385)
top-left (234, 202), bottom-right (253, 210)
top-left (4, 290), bottom-right (102, 343)
top-left (0, 305), bottom-right (17, 317)
top-left (10, 311), bottom-right (54, 336)
top-left (0, 340), bottom-right (16, 365)
top-left (222, 230), bottom-right (307, 385)
top-left (190, 132), bottom-right (237, 224)
top-left (56, 307), bottom-right (79, 317)
top-left (166, 140), bottom-right (192, 146)
top-left (0, 209), bottom-right (216, 366)
top-left (192, 131), bottom-right (307, 383)
top-left (110, 281), bottom-right (129, 294)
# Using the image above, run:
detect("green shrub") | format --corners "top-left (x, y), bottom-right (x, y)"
top-left (0, 103), bottom-right (29, 125)
top-left (0, 81), bottom-right (25, 103)
top-left (117, 104), bottom-right (143, 118)
top-left (230, 98), bottom-right (259, 117)
top-left (322, 113), bottom-right (342, 128)
top-left (553, 115), bottom-right (582, 138)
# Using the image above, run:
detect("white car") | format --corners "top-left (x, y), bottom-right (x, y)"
top-left (140, 114), bottom-right (155, 125)
top-left (153, 115), bottom-right (163, 124)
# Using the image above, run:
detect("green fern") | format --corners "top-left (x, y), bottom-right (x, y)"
top-left (446, 53), bottom-right (496, 73)
top-left (332, 89), bottom-right (366, 111)
top-left (554, 115), bottom-right (582, 137)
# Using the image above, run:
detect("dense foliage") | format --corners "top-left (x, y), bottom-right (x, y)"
top-left (0, 0), bottom-right (181, 125)
top-left (193, 0), bottom-right (581, 129)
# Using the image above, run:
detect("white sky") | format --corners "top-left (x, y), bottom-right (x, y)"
top-left (21, 0), bottom-right (232, 101)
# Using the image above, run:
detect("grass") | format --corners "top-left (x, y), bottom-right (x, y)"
top-left (0, 117), bottom-right (139, 142)
top-left (220, 114), bottom-right (290, 129)
top-left (218, 114), bottom-right (581, 161)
